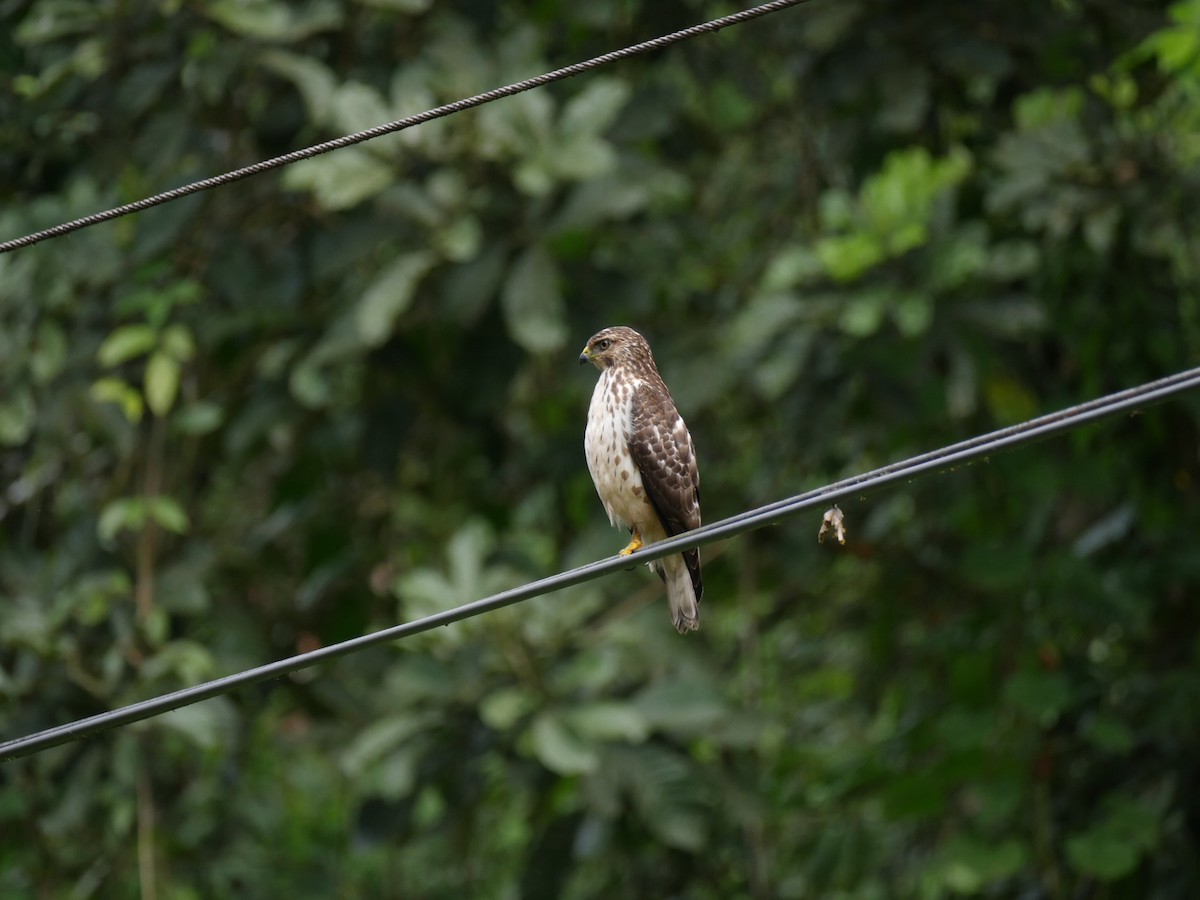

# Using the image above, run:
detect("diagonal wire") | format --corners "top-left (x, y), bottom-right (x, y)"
top-left (3, 365), bottom-right (1199, 761)
top-left (0, 0), bottom-right (812, 255)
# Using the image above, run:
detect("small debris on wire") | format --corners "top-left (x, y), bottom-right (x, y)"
top-left (818, 505), bottom-right (846, 545)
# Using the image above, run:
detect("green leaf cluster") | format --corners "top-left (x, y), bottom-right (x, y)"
top-left (2, 0), bottom-right (1199, 897)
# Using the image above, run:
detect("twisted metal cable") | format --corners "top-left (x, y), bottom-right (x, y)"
top-left (0, 0), bottom-right (812, 255)
top-left (3, 365), bottom-right (1198, 761)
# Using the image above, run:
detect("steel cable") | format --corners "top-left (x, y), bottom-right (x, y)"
top-left (0, 0), bottom-right (813, 254)
top-left (3, 365), bottom-right (1198, 760)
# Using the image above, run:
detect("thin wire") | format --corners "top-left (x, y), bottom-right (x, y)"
top-left (3, 366), bottom-right (1198, 761)
top-left (720, 364), bottom-right (1200, 531)
top-left (0, 0), bottom-right (812, 255)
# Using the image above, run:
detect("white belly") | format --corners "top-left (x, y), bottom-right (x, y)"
top-left (585, 371), bottom-right (665, 541)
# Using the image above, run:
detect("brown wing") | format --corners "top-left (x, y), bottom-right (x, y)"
top-left (630, 381), bottom-right (703, 603)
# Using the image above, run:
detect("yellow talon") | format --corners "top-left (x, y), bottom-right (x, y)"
top-left (619, 530), bottom-right (644, 557)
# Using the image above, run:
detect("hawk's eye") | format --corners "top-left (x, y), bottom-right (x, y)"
top-left (595, 339), bottom-right (612, 351)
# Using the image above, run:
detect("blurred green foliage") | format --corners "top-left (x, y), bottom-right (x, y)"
top-left (2, 0), bottom-right (1200, 897)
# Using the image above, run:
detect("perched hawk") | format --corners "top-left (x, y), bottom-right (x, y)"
top-left (579, 326), bottom-right (703, 633)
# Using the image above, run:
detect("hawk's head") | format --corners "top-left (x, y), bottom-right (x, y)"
top-left (578, 326), bottom-right (652, 371)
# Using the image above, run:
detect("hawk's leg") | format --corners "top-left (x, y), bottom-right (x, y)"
top-left (619, 529), bottom-right (644, 556)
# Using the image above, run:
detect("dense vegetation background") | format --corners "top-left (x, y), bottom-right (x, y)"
top-left (3, 0), bottom-right (1199, 896)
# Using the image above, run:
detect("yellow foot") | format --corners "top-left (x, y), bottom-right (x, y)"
top-left (618, 531), bottom-right (644, 557)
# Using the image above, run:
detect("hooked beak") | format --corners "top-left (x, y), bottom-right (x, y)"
top-left (578, 347), bottom-right (591, 365)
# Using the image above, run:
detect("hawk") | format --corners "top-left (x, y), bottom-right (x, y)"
top-left (579, 326), bottom-right (703, 633)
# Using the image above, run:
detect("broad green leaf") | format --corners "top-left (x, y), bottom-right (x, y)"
top-left (560, 78), bottom-right (630, 137)
top-left (552, 134), bottom-right (617, 181)
top-left (893, 292), bottom-right (933, 336)
top-left (98, 324), bottom-right (157, 367)
top-left (729, 292), bottom-right (805, 364)
top-left (389, 66), bottom-right (442, 150)
top-left (67, 570), bottom-right (132, 627)
top-left (158, 699), bottom-right (236, 751)
top-left (140, 640), bottom-right (215, 684)
top-left (931, 225), bottom-right (988, 290)
top-left (0, 389), bottom-right (36, 446)
top-left (1014, 86), bottom-right (1085, 130)
top-left (633, 680), bottom-right (727, 733)
top-left (566, 702), bottom-right (649, 743)
top-left (173, 401), bottom-right (224, 435)
top-left (514, 156), bottom-right (557, 196)
top-left (1072, 504), bottom-right (1136, 557)
top-left (259, 49), bottom-right (337, 123)
top-left (1083, 713), bottom-right (1136, 754)
top-left (501, 244), bottom-right (568, 353)
top-left (1066, 793), bottom-right (1161, 881)
top-left (282, 149), bottom-right (394, 210)
top-left (649, 809), bottom-right (707, 852)
top-left (1090, 72), bottom-right (1139, 109)
top-left (751, 330), bottom-right (813, 400)
top-left (881, 770), bottom-right (949, 822)
top-left (761, 245), bottom-right (824, 292)
top-left (838, 289), bottom-right (887, 335)
top-left (288, 357), bottom-right (333, 409)
top-left (15, 1), bottom-right (104, 44)
top-left (31, 320), bottom-right (67, 382)
top-left (374, 750), bottom-right (419, 799)
top-left (354, 0), bottom-right (432, 10)
top-left (204, 0), bottom-right (342, 41)
top-left (626, 746), bottom-right (709, 850)
top-left (205, 0), bottom-right (291, 38)
top-left (551, 176), bottom-right (655, 232)
top-left (91, 377), bottom-right (144, 423)
top-left (819, 189), bottom-right (856, 230)
top-left (1066, 831), bottom-right (1140, 881)
top-left (885, 220), bottom-right (928, 255)
top-left (116, 282), bottom-right (201, 328)
top-left (956, 297), bottom-right (1046, 337)
top-left (144, 351), bottom-right (181, 417)
top-left (331, 81), bottom-right (394, 137)
top-left (146, 606), bottom-right (170, 649)
top-left (342, 715), bottom-right (425, 772)
top-left (1146, 26), bottom-right (1200, 73)
top-left (985, 239), bottom-right (1040, 280)
top-left (434, 215), bottom-right (483, 262)
top-left (355, 251), bottom-right (435, 347)
top-left (817, 232), bottom-right (885, 282)
top-left (530, 712), bottom-right (598, 775)
top-left (97, 498), bottom-right (147, 545)
top-left (933, 836), bottom-right (1028, 893)
top-left (477, 89), bottom-right (554, 157)
top-left (708, 79), bottom-right (757, 130)
top-left (1003, 669), bottom-right (1073, 722)
top-left (984, 375), bottom-right (1037, 424)
top-left (394, 569), bottom-right (455, 610)
top-left (480, 688), bottom-right (535, 731)
top-left (1084, 204), bottom-right (1121, 254)
top-left (860, 145), bottom-right (971, 233)
top-left (146, 496), bottom-right (190, 534)
top-left (160, 324), bottom-right (195, 362)
top-left (441, 245), bottom-right (508, 322)
top-left (817, 146), bottom-right (972, 282)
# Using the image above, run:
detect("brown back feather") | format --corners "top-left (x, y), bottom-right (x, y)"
top-left (628, 369), bottom-right (703, 604)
